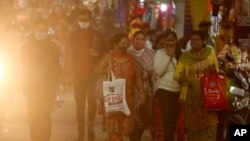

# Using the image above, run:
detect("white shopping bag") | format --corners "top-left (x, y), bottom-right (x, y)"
top-left (103, 71), bottom-right (130, 117)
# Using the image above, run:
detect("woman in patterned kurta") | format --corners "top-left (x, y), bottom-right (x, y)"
top-left (127, 30), bottom-right (155, 141)
top-left (174, 31), bottom-right (219, 141)
top-left (95, 33), bottom-right (146, 141)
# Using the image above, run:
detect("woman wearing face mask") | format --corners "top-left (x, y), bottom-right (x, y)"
top-left (95, 33), bottom-right (146, 141)
top-left (154, 30), bottom-right (182, 141)
top-left (174, 30), bottom-right (219, 141)
top-left (127, 30), bottom-right (155, 141)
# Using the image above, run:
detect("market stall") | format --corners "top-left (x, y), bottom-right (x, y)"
top-left (212, 0), bottom-right (250, 75)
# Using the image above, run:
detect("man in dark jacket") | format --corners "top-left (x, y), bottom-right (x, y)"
top-left (20, 15), bottom-right (60, 141)
top-left (65, 8), bottom-right (109, 141)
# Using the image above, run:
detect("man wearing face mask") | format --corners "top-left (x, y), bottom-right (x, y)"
top-left (20, 15), bottom-right (61, 141)
top-left (65, 8), bottom-right (109, 141)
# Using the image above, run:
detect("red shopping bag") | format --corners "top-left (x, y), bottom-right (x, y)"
top-left (201, 73), bottom-right (229, 110)
top-left (176, 105), bottom-right (185, 141)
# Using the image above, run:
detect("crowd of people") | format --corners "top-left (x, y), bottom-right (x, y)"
top-left (0, 1), bottom-right (249, 141)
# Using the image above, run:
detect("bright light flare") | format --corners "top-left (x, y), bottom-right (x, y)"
top-left (139, 3), bottom-right (144, 6)
top-left (160, 3), bottom-right (168, 12)
top-left (0, 62), bottom-right (5, 82)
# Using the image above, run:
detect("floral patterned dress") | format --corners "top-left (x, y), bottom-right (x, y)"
top-left (96, 50), bottom-right (145, 135)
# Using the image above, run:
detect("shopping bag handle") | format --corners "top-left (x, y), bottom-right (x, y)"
top-left (107, 70), bottom-right (116, 81)
top-left (107, 54), bottom-right (116, 81)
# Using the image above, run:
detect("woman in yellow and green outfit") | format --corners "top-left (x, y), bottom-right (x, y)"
top-left (174, 30), bottom-right (219, 141)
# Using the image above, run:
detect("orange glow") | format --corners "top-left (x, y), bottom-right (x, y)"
top-left (0, 62), bottom-right (4, 81)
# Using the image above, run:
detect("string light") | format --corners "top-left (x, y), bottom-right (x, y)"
top-left (160, 3), bottom-right (168, 12)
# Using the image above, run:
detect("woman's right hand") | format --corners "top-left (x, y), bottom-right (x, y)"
top-left (165, 43), bottom-right (176, 57)
top-left (180, 73), bottom-right (188, 84)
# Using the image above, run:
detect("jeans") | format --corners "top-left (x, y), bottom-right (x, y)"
top-left (129, 94), bottom-right (154, 141)
top-left (73, 76), bottom-right (97, 139)
top-left (155, 89), bottom-right (181, 141)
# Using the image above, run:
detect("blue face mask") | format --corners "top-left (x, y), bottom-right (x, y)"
top-left (35, 32), bottom-right (48, 40)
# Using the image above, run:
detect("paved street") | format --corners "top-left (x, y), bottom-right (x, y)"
top-left (0, 88), bottom-right (151, 141)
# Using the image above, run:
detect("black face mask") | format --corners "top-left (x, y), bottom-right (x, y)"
top-left (191, 43), bottom-right (206, 51)
top-left (191, 44), bottom-right (201, 51)
top-left (119, 45), bottom-right (128, 51)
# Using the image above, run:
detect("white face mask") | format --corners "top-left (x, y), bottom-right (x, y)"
top-left (78, 21), bottom-right (90, 29)
top-left (35, 32), bottom-right (48, 40)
